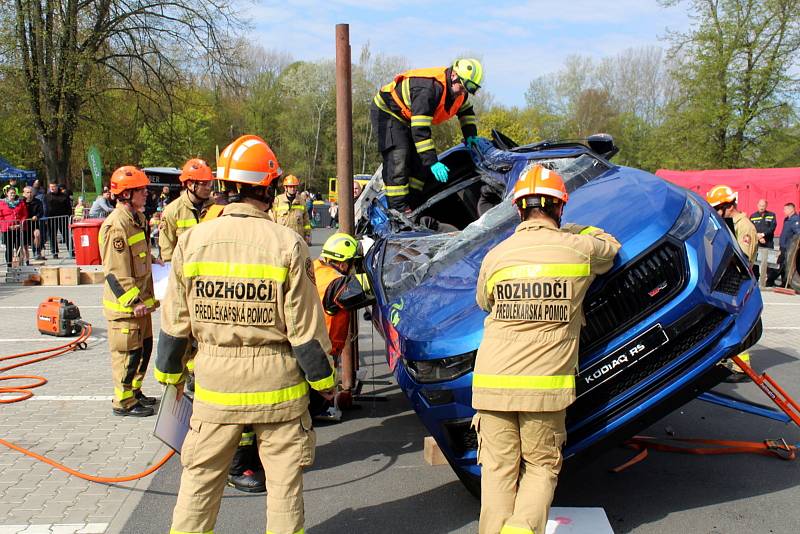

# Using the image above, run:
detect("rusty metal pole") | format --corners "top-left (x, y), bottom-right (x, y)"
top-left (335, 23), bottom-right (357, 397)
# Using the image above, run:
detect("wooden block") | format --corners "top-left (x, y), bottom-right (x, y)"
top-left (423, 436), bottom-right (447, 466)
top-left (59, 266), bottom-right (80, 286)
top-left (79, 269), bottom-right (105, 285)
top-left (40, 266), bottom-right (60, 286)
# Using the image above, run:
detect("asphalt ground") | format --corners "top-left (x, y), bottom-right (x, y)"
top-left (1, 227), bottom-right (798, 533)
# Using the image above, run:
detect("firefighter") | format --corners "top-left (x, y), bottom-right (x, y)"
top-left (371, 58), bottom-right (483, 212)
top-left (154, 134), bottom-right (336, 534)
top-left (272, 174), bottom-right (311, 244)
top-left (472, 164), bottom-right (620, 534)
top-left (158, 158), bottom-right (215, 262)
top-left (749, 199), bottom-right (777, 280)
top-left (100, 166), bottom-right (159, 417)
top-left (312, 232), bottom-right (374, 420)
top-left (707, 185), bottom-right (758, 381)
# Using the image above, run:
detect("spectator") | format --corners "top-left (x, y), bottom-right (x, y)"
top-left (73, 196), bottom-right (86, 221)
top-left (149, 211), bottom-right (162, 248)
top-left (328, 201), bottom-right (339, 228)
top-left (353, 181), bottom-right (363, 199)
top-left (767, 203), bottom-right (800, 287)
top-left (21, 186), bottom-right (44, 261)
top-left (31, 179), bottom-right (41, 196)
top-left (0, 187), bottom-right (28, 267)
top-left (45, 182), bottom-right (73, 259)
top-left (89, 186), bottom-right (115, 218)
top-left (158, 185), bottom-right (171, 211)
top-left (2, 178), bottom-right (20, 197)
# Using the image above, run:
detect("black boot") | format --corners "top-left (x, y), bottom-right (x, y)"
top-left (112, 402), bottom-right (154, 417)
top-left (135, 391), bottom-right (158, 406)
top-left (227, 469), bottom-right (266, 493)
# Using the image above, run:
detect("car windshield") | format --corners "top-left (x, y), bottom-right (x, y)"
top-left (380, 153), bottom-right (610, 298)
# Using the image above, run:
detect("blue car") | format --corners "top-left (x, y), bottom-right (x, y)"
top-left (356, 132), bottom-right (763, 495)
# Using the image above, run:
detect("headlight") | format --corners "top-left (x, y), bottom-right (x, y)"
top-left (405, 351), bottom-right (476, 383)
top-left (668, 194), bottom-right (704, 240)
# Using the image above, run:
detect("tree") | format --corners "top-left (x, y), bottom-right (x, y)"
top-left (1, 0), bottom-right (243, 185)
top-left (660, 0), bottom-right (800, 167)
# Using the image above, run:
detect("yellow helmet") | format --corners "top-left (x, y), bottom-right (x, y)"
top-left (321, 232), bottom-right (359, 262)
top-left (452, 58), bottom-right (484, 94)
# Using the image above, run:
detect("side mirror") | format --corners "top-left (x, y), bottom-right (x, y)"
top-left (587, 133), bottom-right (618, 160)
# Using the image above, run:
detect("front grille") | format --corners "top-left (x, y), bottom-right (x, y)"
top-left (580, 240), bottom-right (687, 355)
top-left (443, 419), bottom-right (477, 456)
top-left (713, 254), bottom-right (750, 295)
top-left (567, 306), bottom-right (728, 439)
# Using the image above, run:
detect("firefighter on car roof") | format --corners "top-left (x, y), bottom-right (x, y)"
top-left (472, 164), bottom-right (620, 534)
top-left (371, 58), bottom-right (483, 213)
top-left (100, 166), bottom-right (159, 417)
top-left (706, 184), bottom-right (757, 382)
top-left (154, 134), bottom-right (335, 534)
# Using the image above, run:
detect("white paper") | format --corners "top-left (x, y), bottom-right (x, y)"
top-left (152, 261), bottom-right (171, 301)
top-left (545, 507), bottom-right (614, 534)
top-left (153, 384), bottom-right (193, 453)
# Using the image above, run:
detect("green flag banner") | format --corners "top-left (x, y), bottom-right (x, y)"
top-left (87, 146), bottom-right (103, 195)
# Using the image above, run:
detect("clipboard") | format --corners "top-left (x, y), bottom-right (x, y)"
top-left (153, 384), bottom-right (193, 453)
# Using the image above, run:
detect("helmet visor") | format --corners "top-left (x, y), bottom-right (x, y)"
top-left (459, 77), bottom-right (481, 95)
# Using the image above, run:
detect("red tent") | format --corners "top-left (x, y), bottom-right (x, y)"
top-left (655, 168), bottom-right (800, 235)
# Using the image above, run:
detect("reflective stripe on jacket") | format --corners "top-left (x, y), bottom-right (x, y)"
top-left (313, 259), bottom-right (349, 357)
top-left (472, 219), bottom-right (621, 412)
top-left (99, 205), bottom-right (158, 320)
top-left (271, 193), bottom-right (311, 241)
top-left (158, 190), bottom-right (213, 262)
top-left (155, 202), bottom-right (334, 424)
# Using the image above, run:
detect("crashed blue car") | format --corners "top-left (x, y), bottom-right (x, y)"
top-left (356, 132), bottom-right (763, 495)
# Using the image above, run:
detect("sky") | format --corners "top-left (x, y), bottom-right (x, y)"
top-left (247, 0), bottom-right (694, 107)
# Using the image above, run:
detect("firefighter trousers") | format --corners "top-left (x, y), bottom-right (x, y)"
top-left (107, 316), bottom-right (152, 410)
top-left (171, 412), bottom-right (316, 534)
top-left (370, 105), bottom-right (427, 211)
top-left (474, 409), bottom-right (567, 534)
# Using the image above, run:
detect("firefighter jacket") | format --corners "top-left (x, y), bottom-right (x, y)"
top-left (733, 211), bottom-right (758, 265)
top-left (373, 67), bottom-right (478, 167)
top-left (99, 205), bottom-right (158, 321)
top-left (272, 193), bottom-right (311, 242)
top-left (313, 260), bottom-right (350, 357)
top-left (749, 210), bottom-right (777, 248)
top-left (472, 219), bottom-right (621, 413)
top-left (158, 190), bottom-right (214, 262)
top-left (154, 202), bottom-right (335, 424)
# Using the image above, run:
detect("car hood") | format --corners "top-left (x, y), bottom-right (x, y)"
top-left (372, 165), bottom-right (687, 361)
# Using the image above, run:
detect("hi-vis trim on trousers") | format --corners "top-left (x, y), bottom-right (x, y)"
top-left (170, 529), bottom-right (214, 534)
top-left (486, 263), bottom-right (590, 294)
top-left (472, 374), bottom-right (575, 390)
top-left (183, 262), bottom-right (288, 281)
top-left (194, 381), bottom-right (309, 407)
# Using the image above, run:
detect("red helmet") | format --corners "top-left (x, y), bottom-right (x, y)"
top-left (217, 135), bottom-right (282, 187)
top-left (180, 158), bottom-right (213, 183)
top-left (110, 166), bottom-right (150, 195)
top-left (512, 164), bottom-right (568, 208)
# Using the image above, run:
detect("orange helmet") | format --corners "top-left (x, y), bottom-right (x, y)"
top-left (110, 166), bottom-right (149, 195)
top-left (706, 185), bottom-right (737, 208)
top-left (283, 174), bottom-right (300, 187)
top-left (512, 164), bottom-right (568, 207)
top-left (217, 135), bottom-right (281, 187)
top-left (180, 158), bottom-right (213, 183)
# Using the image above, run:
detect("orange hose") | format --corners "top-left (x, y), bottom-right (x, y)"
top-left (0, 322), bottom-right (174, 482)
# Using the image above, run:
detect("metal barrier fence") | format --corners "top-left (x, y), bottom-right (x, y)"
top-left (0, 214), bottom-right (73, 265)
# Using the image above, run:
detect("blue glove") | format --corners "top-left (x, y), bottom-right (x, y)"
top-left (430, 162), bottom-right (450, 183)
top-left (465, 136), bottom-right (480, 149)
